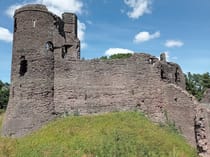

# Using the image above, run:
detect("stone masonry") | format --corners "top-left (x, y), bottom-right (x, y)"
top-left (1, 4), bottom-right (210, 156)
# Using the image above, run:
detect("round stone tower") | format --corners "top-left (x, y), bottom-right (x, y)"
top-left (2, 4), bottom-right (56, 137)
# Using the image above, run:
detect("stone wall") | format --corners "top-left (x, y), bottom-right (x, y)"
top-left (201, 89), bottom-right (210, 104)
top-left (53, 53), bottom-right (201, 147)
top-left (195, 105), bottom-right (210, 157)
top-left (54, 54), bottom-right (163, 116)
top-left (53, 53), bottom-right (186, 118)
top-left (2, 4), bottom-right (210, 156)
top-left (163, 84), bottom-right (197, 145)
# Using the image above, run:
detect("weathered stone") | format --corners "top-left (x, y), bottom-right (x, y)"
top-left (160, 53), bottom-right (166, 62)
top-left (195, 106), bottom-right (210, 156)
top-left (1, 4), bottom-right (210, 157)
top-left (201, 88), bottom-right (210, 104)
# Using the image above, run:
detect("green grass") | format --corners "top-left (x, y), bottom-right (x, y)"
top-left (0, 112), bottom-right (197, 157)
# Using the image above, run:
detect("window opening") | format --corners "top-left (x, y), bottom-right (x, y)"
top-left (14, 18), bottom-right (17, 32)
top-left (62, 47), bottom-right (67, 58)
top-left (19, 56), bottom-right (27, 76)
top-left (161, 69), bottom-right (166, 79)
top-left (45, 41), bottom-right (54, 52)
top-left (61, 45), bottom-right (72, 58)
top-left (32, 19), bottom-right (36, 28)
top-left (175, 68), bottom-right (180, 83)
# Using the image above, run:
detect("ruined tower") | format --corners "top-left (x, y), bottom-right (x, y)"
top-left (2, 5), bottom-right (210, 155)
top-left (1, 4), bottom-right (80, 137)
top-left (62, 13), bottom-right (80, 59)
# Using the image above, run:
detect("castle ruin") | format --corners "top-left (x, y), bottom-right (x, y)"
top-left (1, 4), bottom-right (210, 157)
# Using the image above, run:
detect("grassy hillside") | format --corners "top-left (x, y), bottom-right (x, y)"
top-left (0, 112), bottom-right (197, 157)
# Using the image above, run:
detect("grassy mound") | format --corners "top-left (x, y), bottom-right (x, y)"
top-left (0, 112), bottom-right (197, 157)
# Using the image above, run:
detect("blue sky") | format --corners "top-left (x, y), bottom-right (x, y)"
top-left (0, 0), bottom-right (210, 83)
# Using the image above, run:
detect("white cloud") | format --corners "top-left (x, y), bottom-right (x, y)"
top-left (78, 20), bottom-right (86, 42)
top-left (105, 48), bottom-right (134, 56)
top-left (5, 0), bottom-right (86, 48)
top-left (6, 0), bottom-right (83, 18)
top-left (37, 0), bottom-right (83, 16)
top-left (78, 20), bottom-right (86, 49)
top-left (6, 4), bottom-right (23, 17)
top-left (124, 0), bottom-right (152, 19)
top-left (134, 31), bottom-right (160, 43)
top-left (81, 43), bottom-right (87, 49)
top-left (165, 40), bottom-right (184, 48)
top-left (0, 27), bottom-right (13, 42)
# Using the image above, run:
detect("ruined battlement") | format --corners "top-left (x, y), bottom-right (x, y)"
top-left (15, 4), bottom-right (48, 14)
top-left (1, 4), bottom-right (210, 156)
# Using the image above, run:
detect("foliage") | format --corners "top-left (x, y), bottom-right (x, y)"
top-left (99, 56), bottom-right (108, 60)
top-left (185, 72), bottom-right (210, 101)
top-left (0, 113), bottom-right (3, 127)
top-left (0, 112), bottom-right (197, 157)
top-left (0, 81), bottom-right (9, 110)
top-left (100, 53), bottom-right (133, 60)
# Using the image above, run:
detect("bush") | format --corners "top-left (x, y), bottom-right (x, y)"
top-left (185, 72), bottom-right (210, 101)
top-left (0, 81), bottom-right (9, 110)
top-left (100, 53), bottom-right (133, 60)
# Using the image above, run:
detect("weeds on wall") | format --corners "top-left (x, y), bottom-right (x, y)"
top-left (99, 53), bottom-right (133, 60)
top-left (162, 110), bottom-right (181, 135)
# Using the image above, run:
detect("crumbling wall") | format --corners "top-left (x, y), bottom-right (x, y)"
top-left (163, 84), bottom-right (210, 156)
top-left (163, 84), bottom-right (197, 145)
top-left (54, 52), bottom-right (210, 153)
top-left (54, 54), bottom-right (165, 118)
top-left (194, 105), bottom-right (210, 157)
top-left (2, 5), bottom-right (210, 156)
top-left (201, 89), bottom-right (210, 104)
top-left (53, 53), bottom-right (199, 146)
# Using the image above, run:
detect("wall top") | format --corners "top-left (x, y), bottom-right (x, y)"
top-left (14, 4), bottom-right (78, 24)
top-left (15, 4), bottom-right (49, 16)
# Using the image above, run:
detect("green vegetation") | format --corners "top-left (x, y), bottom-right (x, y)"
top-left (100, 53), bottom-right (133, 60)
top-left (185, 72), bottom-right (210, 101)
top-left (0, 113), bottom-right (3, 126)
top-left (0, 112), bottom-right (197, 157)
top-left (0, 81), bottom-right (9, 110)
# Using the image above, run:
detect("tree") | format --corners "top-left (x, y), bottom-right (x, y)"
top-left (185, 72), bottom-right (210, 101)
top-left (0, 81), bottom-right (10, 110)
top-left (99, 53), bottom-right (132, 60)
top-left (0, 80), bottom-right (3, 89)
top-left (201, 72), bottom-right (210, 88)
top-left (109, 53), bottom-right (132, 59)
